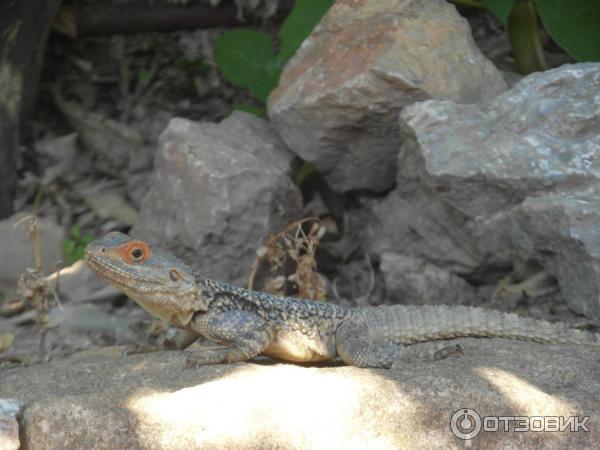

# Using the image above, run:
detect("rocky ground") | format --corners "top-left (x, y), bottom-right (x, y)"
top-left (2, 340), bottom-right (599, 449)
top-left (2, 0), bottom-right (599, 448)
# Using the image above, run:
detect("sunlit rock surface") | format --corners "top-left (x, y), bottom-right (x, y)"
top-left (396, 63), bottom-right (600, 217)
top-left (268, 0), bottom-right (505, 193)
top-left (132, 112), bottom-right (302, 285)
top-left (1, 345), bottom-right (598, 449)
top-left (0, 399), bottom-right (22, 450)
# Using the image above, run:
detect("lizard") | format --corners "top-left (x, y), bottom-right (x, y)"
top-left (84, 232), bottom-right (600, 369)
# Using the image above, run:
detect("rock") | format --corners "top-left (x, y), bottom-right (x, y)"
top-left (53, 88), bottom-right (151, 173)
top-left (397, 63), bottom-right (600, 217)
top-left (1, 343), bottom-right (599, 449)
top-left (132, 112), bottom-right (302, 284)
top-left (34, 133), bottom-right (79, 182)
top-left (45, 260), bottom-right (121, 303)
top-left (268, 0), bottom-right (506, 193)
top-left (367, 63), bottom-right (600, 289)
top-left (47, 304), bottom-right (130, 334)
top-left (0, 213), bottom-right (65, 290)
top-left (126, 172), bottom-right (154, 208)
top-left (0, 399), bottom-right (22, 450)
top-left (510, 184), bottom-right (600, 321)
top-left (85, 191), bottom-right (138, 226)
top-left (380, 252), bottom-right (478, 306)
top-left (365, 192), bottom-right (483, 276)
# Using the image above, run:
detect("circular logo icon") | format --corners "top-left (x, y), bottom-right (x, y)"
top-left (451, 408), bottom-right (482, 440)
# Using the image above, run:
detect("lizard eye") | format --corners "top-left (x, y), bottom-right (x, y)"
top-left (131, 248), bottom-right (144, 260)
top-left (119, 240), bottom-right (151, 263)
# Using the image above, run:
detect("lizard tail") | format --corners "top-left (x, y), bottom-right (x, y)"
top-left (362, 304), bottom-right (600, 346)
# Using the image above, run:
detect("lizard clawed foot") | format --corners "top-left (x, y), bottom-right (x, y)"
top-left (185, 356), bottom-right (204, 369)
top-left (122, 343), bottom-right (163, 356)
top-left (185, 347), bottom-right (235, 368)
top-left (390, 342), bottom-right (464, 369)
top-left (433, 343), bottom-right (463, 360)
top-left (162, 338), bottom-right (181, 350)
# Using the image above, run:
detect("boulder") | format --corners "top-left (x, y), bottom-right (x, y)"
top-left (367, 63), bottom-right (600, 295)
top-left (380, 252), bottom-right (478, 305)
top-left (365, 192), bottom-right (483, 276)
top-left (268, 0), bottom-right (506, 193)
top-left (510, 184), bottom-right (600, 321)
top-left (132, 112), bottom-right (302, 285)
top-left (396, 63), bottom-right (600, 218)
top-left (1, 343), bottom-right (598, 449)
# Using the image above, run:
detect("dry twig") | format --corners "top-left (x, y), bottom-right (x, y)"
top-left (13, 215), bottom-right (62, 361)
top-left (248, 218), bottom-right (327, 301)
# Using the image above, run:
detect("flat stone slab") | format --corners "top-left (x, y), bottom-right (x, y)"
top-left (1, 341), bottom-right (599, 449)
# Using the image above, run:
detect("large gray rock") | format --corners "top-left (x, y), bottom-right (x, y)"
top-left (1, 344), bottom-right (599, 449)
top-left (510, 184), bottom-right (600, 321)
top-left (268, 0), bottom-right (506, 193)
top-left (367, 63), bottom-right (600, 292)
top-left (366, 192), bottom-right (484, 276)
top-left (0, 213), bottom-right (65, 289)
top-left (396, 63), bottom-right (600, 218)
top-left (132, 112), bottom-right (302, 284)
top-left (381, 252), bottom-right (478, 305)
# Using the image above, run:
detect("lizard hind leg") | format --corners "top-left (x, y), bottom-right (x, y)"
top-left (336, 321), bottom-right (462, 369)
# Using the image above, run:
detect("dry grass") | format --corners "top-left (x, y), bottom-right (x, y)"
top-left (248, 218), bottom-right (327, 301)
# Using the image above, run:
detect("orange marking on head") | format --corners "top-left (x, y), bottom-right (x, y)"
top-left (114, 241), bottom-right (152, 264)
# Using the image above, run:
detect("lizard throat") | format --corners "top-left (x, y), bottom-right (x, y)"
top-left (84, 253), bottom-right (201, 325)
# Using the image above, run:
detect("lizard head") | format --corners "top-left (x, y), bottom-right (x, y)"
top-left (84, 232), bottom-right (208, 325)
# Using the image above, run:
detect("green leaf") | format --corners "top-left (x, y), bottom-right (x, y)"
top-left (536, 0), bottom-right (600, 62)
top-left (138, 69), bottom-right (151, 82)
top-left (233, 104), bottom-right (267, 118)
top-left (481, 0), bottom-right (515, 25)
top-left (64, 240), bottom-right (75, 254)
top-left (70, 226), bottom-right (80, 239)
top-left (215, 30), bottom-right (281, 101)
top-left (280, 0), bottom-right (334, 61)
top-left (64, 240), bottom-right (77, 264)
top-left (176, 58), bottom-right (210, 75)
top-left (74, 247), bottom-right (85, 261)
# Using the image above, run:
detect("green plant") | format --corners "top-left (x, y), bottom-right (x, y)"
top-left (176, 58), bottom-right (211, 76)
top-left (214, 0), bottom-right (334, 114)
top-left (63, 226), bottom-right (94, 265)
top-left (454, 0), bottom-right (600, 74)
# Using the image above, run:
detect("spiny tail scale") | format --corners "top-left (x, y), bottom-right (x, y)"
top-left (363, 305), bottom-right (600, 346)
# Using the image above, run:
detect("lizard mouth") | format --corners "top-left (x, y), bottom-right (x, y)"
top-left (84, 252), bottom-right (157, 288)
top-left (84, 252), bottom-right (196, 298)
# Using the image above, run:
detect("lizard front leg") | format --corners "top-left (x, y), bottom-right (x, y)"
top-left (185, 310), bottom-right (275, 366)
top-left (123, 329), bottom-right (200, 356)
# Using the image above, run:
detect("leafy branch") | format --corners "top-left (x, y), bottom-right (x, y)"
top-left (214, 0), bottom-right (334, 114)
top-left (454, 0), bottom-right (600, 73)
